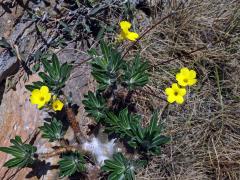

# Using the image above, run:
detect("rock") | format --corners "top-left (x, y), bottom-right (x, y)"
top-left (0, 74), bottom-right (47, 179)
top-left (0, 51), bottom-right (19, 83)
top-left (0, 49), bottom-right (93, 179)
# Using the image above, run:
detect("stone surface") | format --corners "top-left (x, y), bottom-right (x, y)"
top-left (0, 51), bottom-right (19, 83)
top-left (0, 74), bottom-right (46, 179)
top-left (0, 1), bottom-right (93, 179)
top-left (0, 48), bottom-right (92, 180)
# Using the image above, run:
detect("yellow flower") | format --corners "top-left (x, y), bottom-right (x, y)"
top-left (118, 21), bottom-right (139, 41)
top-left (165, 83), bottom-right (186, 104)
top-left (30, 86), bottom-right (51, 109)
top-left (176, 67), bottom-right (197, 87)
top-left (52, 100), bottom-right (64, 111)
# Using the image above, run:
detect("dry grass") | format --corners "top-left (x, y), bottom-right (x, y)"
top-left (125, 0), bottom-right (240, 179)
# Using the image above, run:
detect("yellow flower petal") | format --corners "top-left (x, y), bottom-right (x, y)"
top-left (180, 67), bottom-right (190, 75)
top-left (45, 93), bottom-right (51, 103)
top-left (179, 88), bottom-right (186, 96)
top-left (178, 79), bottom-right (188, 87)
top-left (120, 21), bottom-right (131, 32)
top-left (176, 73), bottom-right (187, 87)
top-left (165, 83), bottom-right (186, 104)
top-left (30, 90), bottom-right (40, 104)
top-left (176, 68), bottom-right (197, 87)
top-left (52, 100), bottom-right (64, 111)
top-left (30, 86), bottom-right (51, 109)
top-left (126, 32), bottom-right (139, 41)
top-left (189, 70), bottom-right (196, 79)
top-left (37, 101), bottom-right (45, 109)
top-left (31, 89), bottom-right (40, 95)
top-left (172, 83), bottom-right (179, 90)
top-left (40, 86), bottom-right (49, 93)
top-left (188, 78), bottom-right (197, 86)
top-left (165, 87), bottom-right (174, 95)
top-left (167, 95), bottom-right (175, 103)
top-left (175, 96), bottom-right (184, 104)
top-left (176, 73), bottom-right (182, 82)
top-left (30, 96), bottom-right (39, 104)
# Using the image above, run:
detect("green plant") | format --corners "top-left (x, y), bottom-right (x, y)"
top-left (104, 109), bottom-right (170, 156)
top-left (39, 118), bottom-right (65, 142)
top-left (82, 91), bottom-right (107, 122)
top-left (128, 112), bottom-right (170, 155)
top-left (58, 152), bottom-right (86, 177)
top-left (25, 53), bottom-right (72, 93)
top-left (0, 136), bottom-right (37, 168)
top-left (102, 152), bottom-right (146, 180)
top-left (89, 41), bottom-right (149, 92)
top-left (89, 42), bottom-right (123, 91)
top-left (105, 108), bottom-right (141, 138)
top-left (123, 55), bottom-right (149, 90)
top-left (1, 36), bottom-right (170, 179)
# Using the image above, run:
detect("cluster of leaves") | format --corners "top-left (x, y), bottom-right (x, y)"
top-left (25, 53), bottom-right (72, 94)
top-left (89, 41), bottom-right (149, 91)
top-left (39, 118), bottom-right (65, 142)
top-left (82, 91), bottom-right (107, 122)
top-left (58, 152), bottom-right (86, 177)
top-left (83, 98), bottom-right (170, 156)
top-left (128, 112), bottom-right (170, 155)
top-left (0, 136), bottom-right (37, 168)
top-left (102, 153), bottom-right (146, 180)
top-left (106, 109), bottom-right (170, 155)
top-left (83, 42), bottom-right (170, 179)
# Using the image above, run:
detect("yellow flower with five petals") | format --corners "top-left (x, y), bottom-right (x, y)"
top-left (118, 21), bottom-right (139, 41)
top-left (52, 99), bottom-right (64, 111)
top-left (176, 67), bottom-right (197, 87)
top-left (30, 86), bottom-right (51, 109)
top-left (165, 83), bottom-right (186, 104)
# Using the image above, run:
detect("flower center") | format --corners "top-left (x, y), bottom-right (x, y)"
top-left (183, 78), bottom-right (188, 83)
top-left (54, 105), bottom-right (58, 109)
top-left (39, 97), bottom-right (45, 101)
top-left (174, 91), bottom-right (179, 96)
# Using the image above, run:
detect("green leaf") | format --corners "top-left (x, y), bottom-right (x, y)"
top-left (82, 91), bottom-right (107, 122)
top-left (27, 53), bottom-right (72, 93)
top-left (102, 153), bottom-right (139, 180)
top-left (60, 63), bottom-right (73, 83)
top-left (25, 81), bottom-right (47, 92)
top-left (89, 41), bottom-right (123, 91)
top-left (0, 136), bottom-right (37, 168)
top-left (41, 58), bottom-right (56, 78)
top-left (38, 72), bottom-right (55, 85)
top-left (123, 55), bottom-right (149, 90)
top-left (128, 112), bottom-right (170, 155)
top-left (148, 111), bottom-right (158, 135)
top-left (58, 152), bottom-right (86, 177)
top-left (4, 157), bottom-right (25, 168)
top-left (105, 108), bottom-right (141, 138)
top-left (52, 53), bottom-right (61, 77)
top-left (32, 63), bottom-right (40, 73)
top-left (39, 118), bottom-right (65, 142)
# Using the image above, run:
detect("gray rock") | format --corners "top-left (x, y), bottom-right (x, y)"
top-left (58, 47), bottom-right (91, 104)
top-left (0, 51), bottom-right (19, 83)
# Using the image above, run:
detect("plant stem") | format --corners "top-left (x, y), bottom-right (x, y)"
top-left (66, 106), bottom-right (88, 144)
top-left (38, 146), bottom-right (88, 159)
